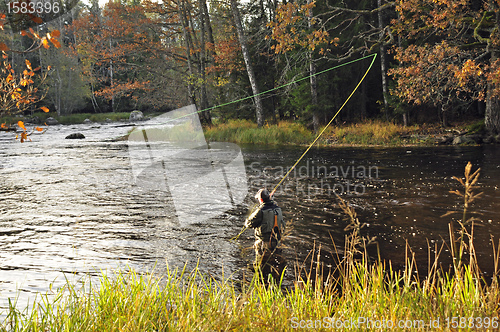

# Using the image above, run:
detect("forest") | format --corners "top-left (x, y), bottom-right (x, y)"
top-left (1, 0), bottom-right (500, 134)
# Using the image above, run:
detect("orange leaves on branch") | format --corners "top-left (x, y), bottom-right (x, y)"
top-left (267, 1), bottom-right (331, 54)
top-left (389, 40), bottom-right (486, 105)
top-left (454, 59), bottom-right (483, 87)
top-left (1, 53), bottom-right (50, 120)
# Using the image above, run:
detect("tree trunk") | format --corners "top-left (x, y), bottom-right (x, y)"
top-left (377, 0), bottom-right (389, 120)
top-left (403, 112), bottom-right (408, 127)
top-left (109, 39), bottom-right (115, 112)
top-left (485, 83), bottom-right (500, 133)
top-left (307, 0), bottom-right (319, 132)
top-left (485, 6), bottom-right (500, 134)
top-left (180, 0), bottom-right (196, 106)
top-left (441, 105), bottom-right (449, 127)
top-left (230, 0), bottom-right (265, 127)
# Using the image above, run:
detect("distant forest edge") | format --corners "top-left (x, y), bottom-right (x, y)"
top-left (1, 0), bottom-right (500, 134)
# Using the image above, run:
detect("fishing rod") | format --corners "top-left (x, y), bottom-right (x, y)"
top-left (231, 53), bottom-right (378, 242)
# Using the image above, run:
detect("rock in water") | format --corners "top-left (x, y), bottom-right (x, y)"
top-left (83, 118), bottom-right (92, 124)
top-left (129, 110), bottom-right (144, 122)
top-left (65, 133), bottom-right (85, 139)
top-left (45, 117), bottom-right (59, 125)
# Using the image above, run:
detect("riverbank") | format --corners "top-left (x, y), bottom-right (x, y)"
top-left (204, 119), bottom-right (496, 146)
top-left (2, 112), bottom-right (496, 146)
top-left (0, 112), bottom-right (133, 126)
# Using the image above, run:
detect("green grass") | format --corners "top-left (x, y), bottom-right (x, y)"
top-left (325, 120), bottom-right (422, 145)
top-left (204, 119), bottom-right (315, 145)
top-left (204, 119), bottom-right (425, 146)
top-left (1, 241), bottom-right (498, 331)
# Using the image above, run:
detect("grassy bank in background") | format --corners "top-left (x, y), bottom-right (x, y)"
top-left (0, 112), bottom-right (131, 126)
top-left (204, 119), bottom-right (443, 146)
top-left (204, 119), bottom-right (315, 145)
top-left (325, 120), bottom-right (422, 145)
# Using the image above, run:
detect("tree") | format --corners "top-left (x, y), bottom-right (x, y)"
top-left (0, 26), bottom-right (60, 118)
top-left (267, 0), bottom-right (395, 122)
top-left (72, 2), bottom-right (162, 112)
top-left (389, 0), bottom-right (500, 133)
top-left (230, 0), bottom-right (265, 127)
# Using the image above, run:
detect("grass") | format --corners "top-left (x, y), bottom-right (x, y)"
top-left (2, 240), bottom-right (498, 331)
top-left (204, 119), bottom-right (428, 146)
top-left (204, 119), bottom-right (315, 145)
top-left (1, 163), bottom-right (498, 331)
top-left (325, 120), bottom-right (422, 145)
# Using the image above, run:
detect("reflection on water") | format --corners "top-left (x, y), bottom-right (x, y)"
top-left (1, 123), bottom-right (500, 312)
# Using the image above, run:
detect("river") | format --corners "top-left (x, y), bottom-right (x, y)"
top-left (1, 121), bottom-right (499, 313)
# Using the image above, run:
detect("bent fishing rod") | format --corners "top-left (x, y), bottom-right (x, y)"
top-left (231, 53), bottom-right (378, 242)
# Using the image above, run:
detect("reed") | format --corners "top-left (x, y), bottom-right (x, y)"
top-left (1, 163), bottom-right (499, 331)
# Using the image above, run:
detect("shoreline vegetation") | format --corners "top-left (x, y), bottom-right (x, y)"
top-left (204, 119), bottom-right (494, 146)
top-left (1, 112), bottom-right (497, 146)
top-left (1, 163), bottom-right (499, 331)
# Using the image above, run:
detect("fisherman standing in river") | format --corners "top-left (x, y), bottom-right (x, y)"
top-left (244, 188), bottom-right (285, 261)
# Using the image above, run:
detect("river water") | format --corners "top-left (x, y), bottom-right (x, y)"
top-left (1, 121), bottom-right (499, 312)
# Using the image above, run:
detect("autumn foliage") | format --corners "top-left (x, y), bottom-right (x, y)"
top-left (0, 15), bottom-right (60, 139)
top-left (267, 1), bottom-right (334, 55)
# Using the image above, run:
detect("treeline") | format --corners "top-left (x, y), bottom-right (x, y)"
top-left (1, 0), bottom-right (500, 133)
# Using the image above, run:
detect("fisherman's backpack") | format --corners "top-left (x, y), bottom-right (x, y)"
top-left (261, 205), bottom-right (284, 249)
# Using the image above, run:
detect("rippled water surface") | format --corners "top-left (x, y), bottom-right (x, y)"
top-left (1, 122), bottom-right (500, 312)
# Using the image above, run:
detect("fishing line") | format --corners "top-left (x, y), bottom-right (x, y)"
top-left (230, 53), bottom-right (378, 242)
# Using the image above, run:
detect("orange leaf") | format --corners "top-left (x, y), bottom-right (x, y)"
top-left (1, 123), bottom-right (6, 129)
top-left (40, 106), bottom-right (49, 113)
top-left (25, 59), bottom-right (32, 70)
top-left (0, 43), bottom-right (9, 52)
top-left (50, 38), bottom-right (61, 48)
top-left (35, 126), bottom-right (44, 132)
top-left (20, 131), bottom-right (29, 143)
top-left (51, 30), bottom-right (61, 37)
top-left (6, 74), bottom-right (12, 83)
top-left (17, 121), bottom-right (26, 131)
top-left (42, 38), bottom-right (50, 49)
top-left (21, 30), bottom-right (28, 36)
top-left (31, 17), bottom-right (43, 24)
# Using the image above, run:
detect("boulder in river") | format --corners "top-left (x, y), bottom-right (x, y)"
top-left (65, 133), bottom-right (85, 139)
top-left (83, 118), bottom-right (92, 124)
top-left (45, 117), bottom-right (59, 125)
top-left (129, 110), bottom-right (144, 122)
